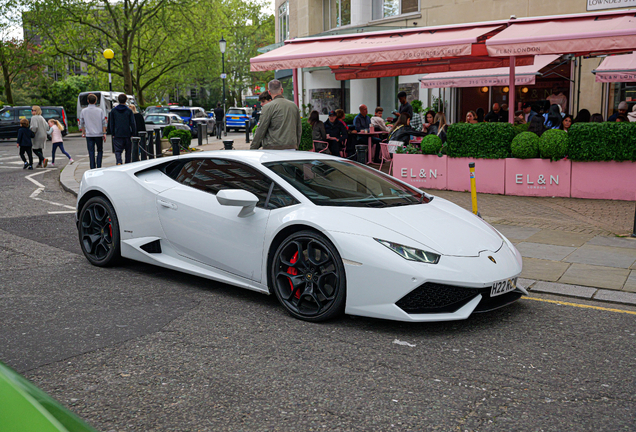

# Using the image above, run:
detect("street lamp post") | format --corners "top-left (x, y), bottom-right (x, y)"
top-left (103, 49), bottom-right (115, 152)
top-left (219, 36), bottom-right (226, 137)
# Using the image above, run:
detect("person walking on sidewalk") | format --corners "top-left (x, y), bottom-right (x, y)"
top-left (107, 93), bottom-right (137, 165)
top-left (214, 102), bottom-right (225, 139)
top-left (16, 118), bottom-right (34, 170)
top-left (250, 79), bottom-right (301, 150)
top-left (79, 93), bottom-right (107, 169)
top-left (47, 119), bottom-right (73, 167)
top-left (30, 106), bottom-right (49, 168)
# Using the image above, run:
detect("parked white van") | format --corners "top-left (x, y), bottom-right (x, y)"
top-left (76, 91), bottom-right (138, 125)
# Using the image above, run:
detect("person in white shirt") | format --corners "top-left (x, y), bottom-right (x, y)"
top-left (79, 93), bottom-right (107, 169)
top-left (370, 107), bottom-right (390, 132)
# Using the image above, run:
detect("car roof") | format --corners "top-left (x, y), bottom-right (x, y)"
top-left (178, 150), bottom-right (338, 165)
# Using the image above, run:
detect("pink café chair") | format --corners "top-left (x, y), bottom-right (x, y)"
top-left (312, 140), bottom-right (330, 153)
top-left (377, 141), bottom-right (395, 175)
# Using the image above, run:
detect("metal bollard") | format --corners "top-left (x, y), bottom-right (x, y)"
top-left (146, 130), bottom-right (154, 159)
top-left (170, 137), bottom-right (181, 156)
top-left (223, 139), bottom-right (234, 150)
top-left (198, 123), bottom-right (204, 147)
top-left (469, 162), bottom-right (480, 217)
top-left (131, 136), bottom-right (140, 162)
top-left (156, 128), bottom-right (164, 158)
top-left (138, 131), bottom-right (147, 161)
top-left (245, 120), bottom-right (250, 143)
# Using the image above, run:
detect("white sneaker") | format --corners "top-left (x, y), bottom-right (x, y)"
top-left (50, 162), bottom-right (55, 167)
top-left (69, 158), bottom-right (74, 164)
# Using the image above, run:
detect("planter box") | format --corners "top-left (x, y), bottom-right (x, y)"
top-left (447, 157), bottom-right (505, 194)
top-left (571, 160), bottom-right (636, 200)
top-left (393, 154), bottom-right (447, 190)
top-left (505, 158), bottom-right (571, 197)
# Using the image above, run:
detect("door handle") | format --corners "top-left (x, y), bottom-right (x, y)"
top-left (158, 199), bottom-right (177, 210)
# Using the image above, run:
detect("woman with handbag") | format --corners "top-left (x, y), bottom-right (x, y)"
top-left (387, 113), bottom-right (428, 149)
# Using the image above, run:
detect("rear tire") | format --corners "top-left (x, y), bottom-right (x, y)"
top-left (78, 196), bottom-right (121, 267)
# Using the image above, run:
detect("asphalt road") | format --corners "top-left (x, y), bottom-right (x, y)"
top-left (0, 137), bottom-right (635, 431)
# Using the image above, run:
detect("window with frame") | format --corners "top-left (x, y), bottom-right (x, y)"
top-left (278, 1), bottom-right (290, 42)
top-left (372, 0), bottom-right (418, 20)
top-left (323, 0), bottom-right (351, 30)
top-left (163, 158), bottom-right (298, 210)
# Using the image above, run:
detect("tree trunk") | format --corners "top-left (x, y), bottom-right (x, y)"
top-left (1, 62), bottom-right (13, 105)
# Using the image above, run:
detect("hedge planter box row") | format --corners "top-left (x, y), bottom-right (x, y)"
top-left (392, 154), bottom-right (636, 201)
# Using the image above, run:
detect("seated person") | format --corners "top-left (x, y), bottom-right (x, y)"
top-left (324, 110), bottom-right (348, 156)
top-left (388, 113), bottom-right (428, 147)
top-left (370, 107), bottom-right (390, 132)
top-left (354, 104), bottom-right (381, 162)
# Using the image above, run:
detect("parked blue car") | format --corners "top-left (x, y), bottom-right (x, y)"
top-left (169, 106), bottom-right (215, 137)
top-left (225, 107), bottom-right (254, 132)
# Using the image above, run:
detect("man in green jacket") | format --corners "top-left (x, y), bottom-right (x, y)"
top-left (250, 79), bottom-right (301, 150)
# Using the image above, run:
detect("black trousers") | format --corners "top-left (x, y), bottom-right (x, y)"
top-left (33, 148), bottom-right (45, 165)
top-left (113, 137), bottom-right (132, 164)
top-left (19, 146), bottom-right (33, 166)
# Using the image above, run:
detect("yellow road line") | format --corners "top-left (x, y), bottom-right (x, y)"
top-left (523, 296), bottom-right (636, 315)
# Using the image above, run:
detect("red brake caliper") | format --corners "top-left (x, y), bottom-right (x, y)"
top-left (108, 218), bottom-right (112, 239)
top-left (286, 251), bottom-right (301, 299)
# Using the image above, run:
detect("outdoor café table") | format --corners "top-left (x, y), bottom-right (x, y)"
top-left (356, 130), bottom-right (389, 163)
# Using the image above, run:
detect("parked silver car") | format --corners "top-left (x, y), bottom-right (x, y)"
top-left (144, 113), bottom-right (191, 132)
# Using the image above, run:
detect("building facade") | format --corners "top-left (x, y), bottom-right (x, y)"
top-left (274, 0), bottom-right (634, 121)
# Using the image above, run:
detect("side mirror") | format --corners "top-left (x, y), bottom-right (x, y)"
top-left (216, 189), bottom-right (259, 217)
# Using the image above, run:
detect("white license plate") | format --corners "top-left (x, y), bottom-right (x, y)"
top-left (490, 277), bottom-right (517, 297)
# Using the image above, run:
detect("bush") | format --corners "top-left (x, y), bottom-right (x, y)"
top-left (395, 144), bottom-right (420, 154)
top-left (167, 129), bottom-right (192, 150)
top-left (299, 118), bottom-right (313, 151)
top-left (411, 100), bottom-right (423, 114)
top-left (513, 123), bottom-right (529, 135)
top-left (539, 129), bottom-right (569, 160)
top-left (568, 122), bottom-right (636, 161)
top-left (420, 134), bottom-right (442, 155)
top-left (511, 132), bottom-right (540, 159)
top-left (163, 125), bottom-right (176, 137)
top-left (446, 122), bottom-right (515, 159)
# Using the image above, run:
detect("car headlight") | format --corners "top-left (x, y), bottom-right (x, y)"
top-left (374, 239), bottom-right (440, 264)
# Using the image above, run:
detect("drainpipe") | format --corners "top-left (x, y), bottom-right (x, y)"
top-left (293, 68), bottom-right (299, 106)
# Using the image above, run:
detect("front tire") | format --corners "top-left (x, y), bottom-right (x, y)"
top-left (78, 196), bottom-right (121, 267)
top-left (270, 230), bottom-right (346, 322)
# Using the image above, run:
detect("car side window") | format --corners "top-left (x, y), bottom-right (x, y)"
top-left (17, 109), bottom-right (32, 119)
top-left (42, 109), bottom-right (60, 119)
top-left (0, 109), bottom-right (12, 120)
top-left (161, 159), bottom-right (203, 186)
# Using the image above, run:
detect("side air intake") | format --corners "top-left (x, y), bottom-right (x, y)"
top-left (140, 240), bottom-right (162, 254)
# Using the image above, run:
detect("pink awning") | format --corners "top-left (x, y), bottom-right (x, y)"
top-left (250, 25), bottom-right (502, 72)
top-left (593, 52), bottom-right (636, 83)
top-left (486, 13), bottom-right (636, 57)
top-left (419, 55), bottom-right (559, 88)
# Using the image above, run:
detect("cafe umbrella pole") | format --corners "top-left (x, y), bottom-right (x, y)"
top-left (469, 162), bottom-right (480, 217)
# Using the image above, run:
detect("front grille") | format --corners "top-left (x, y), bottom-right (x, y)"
top-left (396, 283), bottom-right (480, 314)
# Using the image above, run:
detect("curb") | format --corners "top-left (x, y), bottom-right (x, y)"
top-left (59, 159), bottom-right (80, 197)
top-left (521, 278), bottom-right (636, 307)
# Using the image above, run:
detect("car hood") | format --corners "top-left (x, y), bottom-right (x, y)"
top-left (335, 197), bottom-right (503, 257)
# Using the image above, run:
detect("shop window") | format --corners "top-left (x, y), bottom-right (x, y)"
top-left (611, 82), bottom-right (636, 113)
top-left (323, 0), bottom-right (351, 30)
top-left (278, 1), bottom-right (289, 42)
top-left (372, 0), bottom-right (419, 20)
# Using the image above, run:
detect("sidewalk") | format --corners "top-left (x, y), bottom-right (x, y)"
top-left (59, 136), bottom-right (636, 308)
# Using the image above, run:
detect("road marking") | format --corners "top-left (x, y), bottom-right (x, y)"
top-left (0, 155), bottom-right (20, 161)
top-left (0, 166), bottom-right (21, 169)
top-left (25, 169), bottom-right (76, 210)
top-left (524, 296), bottom-right (636, 315)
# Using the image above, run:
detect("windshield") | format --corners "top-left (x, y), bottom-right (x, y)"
top-left (264, 159), bottom-right (431, 208)
top-left (145, 115), bottom-right (168, 125)
top-left (147, 106), bottom-right (170, 114)
top-left (227, 109), bottom-right (246, 115)
top-left (170, 109), bottom-right (192, 118)
top-left (79, 92), bottom-right (101, 108)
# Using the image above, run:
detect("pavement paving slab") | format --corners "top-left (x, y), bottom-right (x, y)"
top-left (563, 244), bottom-right (636, 269)
top-left (490, 225), bottom-right (540, 242)
top-left (586, 235), bottom-right (636, 250)
top-left (531, 281), bottom-right (596, 299)
top-left (520, 258), bottom-right (570, 282)
top-left (517, 278), bottom-right (535, 289)
top-left (516, 242), bottom-right (577, 261)
top-left (558, 263), bottom-right (630, 290)
top-left (524, 229), bottom-right (596, 247)
top-left (624, 271), bottom-right (636, 293)
top-left (593, 289), bottom-right (636, 306)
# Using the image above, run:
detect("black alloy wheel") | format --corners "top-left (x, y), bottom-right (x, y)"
top-left (271, 230), bottom-right (346, 322)
top-left (78, 196), bottom-right (121, 267)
